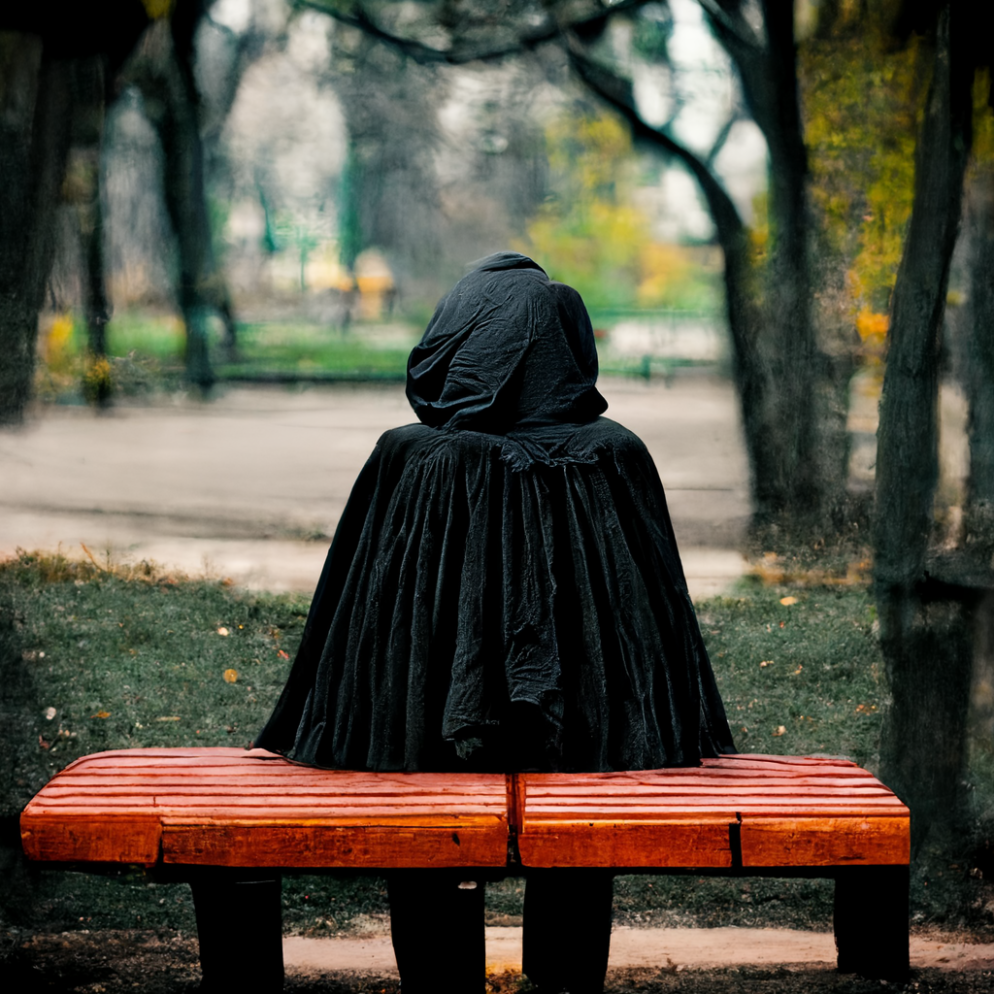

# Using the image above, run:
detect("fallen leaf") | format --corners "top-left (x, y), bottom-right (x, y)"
top-left (44, 706), bottom-right (57, 720)
top-left (793, 664), bottom-right (803, 675)
top-left (217, 627), bottom-right (230, 636)
top-left (779, 596), bottom-right (798, 606)
top-left (91, 711), bottom-right (111, 719)
top-left (772, 725), bottom-right (786, 737)
top-left (156, 716), bottom-right (181, 722)
top-left (223, 668), bottom-right (238, 683)
top-left (38, 735), bottom-right (51, 750)
top-left (277, 649), bottom-right (289, 660)
top-left (759, 660), bottom-right (774, 668)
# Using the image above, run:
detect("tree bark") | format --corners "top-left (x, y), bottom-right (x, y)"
top-left (960, 168), bottom-right (994, 550)
top-left (0, 39), bottom-right (73, 425)
top-left (873, 2), bottom-right (975, 846)
top-left (701, 0), bottom-right (823, 522)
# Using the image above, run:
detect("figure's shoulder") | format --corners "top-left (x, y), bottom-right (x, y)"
top-left (573, 417), bottom-right (652, 457)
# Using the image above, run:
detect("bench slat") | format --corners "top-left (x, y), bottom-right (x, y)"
top-left (21, 749), bottom-right (909, 871)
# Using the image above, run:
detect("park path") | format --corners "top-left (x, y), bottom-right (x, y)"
top-left (0, 375), bottom-right (750, 599)
top-left (280, 926), bottom-right (993, 976)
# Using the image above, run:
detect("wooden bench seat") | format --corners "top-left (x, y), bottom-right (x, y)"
top-left (21, 747), bottom-right (911, 984)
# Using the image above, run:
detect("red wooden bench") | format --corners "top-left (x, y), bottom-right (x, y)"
top-left (21, 747), bottom-right (910, 987)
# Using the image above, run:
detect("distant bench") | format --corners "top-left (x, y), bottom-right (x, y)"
top-left (20, 748), bottom-right (910, 987)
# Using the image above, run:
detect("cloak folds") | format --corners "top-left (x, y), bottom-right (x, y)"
top-left (256, 253), bottom-right (734, 772)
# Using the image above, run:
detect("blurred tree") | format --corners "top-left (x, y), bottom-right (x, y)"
top-left (0, 2), bottom-right (149, 424)
top-left (871, 0), bottom-right (992, 848)
top-left (0, 0), bottom-right (245, 422)
top-left (323, 21), bottom-right (448, 302)
top-left (521, 110), bottom-right (646, 312)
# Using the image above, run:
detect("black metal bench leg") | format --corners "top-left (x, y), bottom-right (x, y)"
top-left (191, 874), bottom-right (284, 992)
top-left (834, 865), bottom-right (909, 980)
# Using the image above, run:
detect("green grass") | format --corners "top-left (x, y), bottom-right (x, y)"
top-left (216, 323), bottom-right (415, 379)
top-left (1, 553), bottom-right (990, 935)
top-left (38, 312), bottom-right (725, 402)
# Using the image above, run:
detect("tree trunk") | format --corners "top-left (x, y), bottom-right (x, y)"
top-left (960, 167), bottom-right (994, 550)
top-left (753, 0), bottom-right (820, 522)
top-left (0, 39), bottom-right (73, 425)
top-left (873, 3), bottom-right (975, 847)
top-left (133, 19), bottom-right (221, 389)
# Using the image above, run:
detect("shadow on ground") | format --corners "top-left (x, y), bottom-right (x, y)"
top-left (2, 931), bottom-right (992, 994)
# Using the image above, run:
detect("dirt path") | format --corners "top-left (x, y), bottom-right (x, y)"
top-left (4, 927), bottom-right (991, 994)
top-left (0, 376), bottom-right (751, 599)
top-left (280, 926), bottom-right (994, 975)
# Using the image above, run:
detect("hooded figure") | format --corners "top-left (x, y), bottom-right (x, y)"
top-left (257, 252), bottom-right (733, 774)
top-left (256, 253), bottom-right (734, 993)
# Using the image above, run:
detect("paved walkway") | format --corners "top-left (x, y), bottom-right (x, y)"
top-left (0, 376), bottom-right (751, 600)
top-left (280, 926), bottom-right (994, 976)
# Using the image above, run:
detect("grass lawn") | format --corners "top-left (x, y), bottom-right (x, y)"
top-left (1, 552), bottom-right (990, 937)
top-left (35, 312), bottom-right (719, 403)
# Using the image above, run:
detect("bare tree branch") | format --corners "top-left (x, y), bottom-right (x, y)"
top-left (696, 0), bottom-right (764, 53)
top-left (565, 40), bottom-right (745, 243)
top-left (296, 0), bottom-right (654, 66)
top-left (705, 107), bottom-right (741, 168)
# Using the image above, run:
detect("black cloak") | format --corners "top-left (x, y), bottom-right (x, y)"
top-left (256, 252), bottom-right (734, 771)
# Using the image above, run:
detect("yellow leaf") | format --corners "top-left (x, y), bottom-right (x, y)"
top-left (779, 596), bottom-right (798, 606)
top-left (156, 716), bottom-right (181, 722)
top-left (760, 660), bottom-right (774, 668)
top-left (90, 711), bottom-right (110, 719)
top-left (772, 725), bottom-right (786, 737)
top-left (223, 669), bottom-right (238, 684)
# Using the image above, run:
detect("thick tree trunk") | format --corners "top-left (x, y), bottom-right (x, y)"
top-left (873, 3), bottom-right (975, 847)
top-left (753, 0), bottom-right (820, 521)
top-left (0, 39), bottom-right (73, 425)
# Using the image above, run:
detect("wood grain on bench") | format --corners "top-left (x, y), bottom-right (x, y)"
top-left (515, 754), bottom-right (909, 868)
top-left (20, 748), bottom-right (509, 868)
top-left (20, 748), bottom-right (909, 871)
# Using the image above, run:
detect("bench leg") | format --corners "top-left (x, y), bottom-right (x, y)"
top-left (191, 874), bottom-right (284, 992)
top-left (522, 869), bottom-right (614, 994)
top-left (387, 870), bottom-right (486, 994)
top-left (834, 865), bottom-right (909, 980)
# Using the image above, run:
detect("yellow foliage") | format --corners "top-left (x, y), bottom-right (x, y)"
top-left (83, 356), bottom-right (114, 404)
top-left (44, 313), bottom-right (75, 370)
top-left (141, 0), bottom-right (174, 19)
top-left (855, 308), bottom-right (888, 341)
top-left (854, 308), bottom-right (888, 364)
top-left (636, 243), bottom-right (692, 308)
top-left (801, 30), bottom-right (922, 314)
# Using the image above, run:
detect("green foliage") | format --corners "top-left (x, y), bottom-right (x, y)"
top-left (800, 29), bottom-right (923, 314)
top-left (337, 140), bottom-right (364, 274)
top-left (517, 110), bottom-right (718, 312)
top-left (632, 3), bottom-right (673, 64)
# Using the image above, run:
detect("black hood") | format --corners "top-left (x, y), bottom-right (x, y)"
top-left (406, 252), bottom-right (608, 432)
